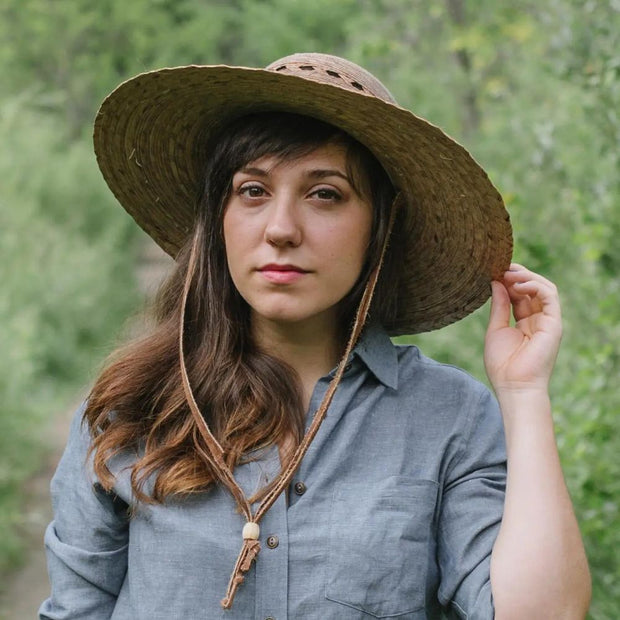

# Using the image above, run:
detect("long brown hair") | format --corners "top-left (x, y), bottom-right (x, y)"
top-left (85, 112), bottom-right (399, 503)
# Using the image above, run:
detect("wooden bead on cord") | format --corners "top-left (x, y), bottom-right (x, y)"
top-left (242, 522), bottom-right (260, 540)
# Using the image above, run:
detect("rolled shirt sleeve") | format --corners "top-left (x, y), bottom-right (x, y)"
top-left (437, 387), bottom-right (507, 619)
top-left (39, 406), bottom-right (129, 620)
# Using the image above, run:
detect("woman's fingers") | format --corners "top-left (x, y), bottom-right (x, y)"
top-left (505, 263), bottom-right (555, 287)
top-left (500, 265), bottom-right (561, 324)
top-left (487, 280), bottom-right (512, 332)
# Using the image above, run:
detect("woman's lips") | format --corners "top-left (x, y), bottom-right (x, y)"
top-left (258, 264), bottom-right (308, 284)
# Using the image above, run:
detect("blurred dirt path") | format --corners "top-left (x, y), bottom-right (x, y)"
top-left (0, 240), bottom-right (172, 620)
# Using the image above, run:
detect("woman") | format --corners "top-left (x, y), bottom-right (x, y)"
top-left (41, 53), bottom-right (590, 619)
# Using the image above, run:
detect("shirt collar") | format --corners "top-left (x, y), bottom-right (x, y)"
top-left (352, 322), bottom-right (399, 390)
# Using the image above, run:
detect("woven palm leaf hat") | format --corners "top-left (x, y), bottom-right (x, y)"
top-left (94, 52), bottom-right (512, 335)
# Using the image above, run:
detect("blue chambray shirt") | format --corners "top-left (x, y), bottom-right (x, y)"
top-left (40, 325), bottom-right (506, 619)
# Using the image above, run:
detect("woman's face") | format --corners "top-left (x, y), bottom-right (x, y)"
top-left (222, 142), bottom-right (373, 335)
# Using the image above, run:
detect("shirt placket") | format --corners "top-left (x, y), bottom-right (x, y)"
top-left (250, 362), bottom-right (361, 619)
top-left (253, 477), bottom-right (289, 620)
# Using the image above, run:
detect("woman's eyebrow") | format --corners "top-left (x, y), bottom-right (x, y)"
top-left (236, 166), bottom-right (269, 177)
top-left (306, 169), bottom-right (350, 182)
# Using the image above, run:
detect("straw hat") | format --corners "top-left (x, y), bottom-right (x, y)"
top-left (94, 52), bottom-right (512, 335)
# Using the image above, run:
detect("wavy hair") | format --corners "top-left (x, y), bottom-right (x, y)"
top-left (84, 112), bottom-right (399, 503)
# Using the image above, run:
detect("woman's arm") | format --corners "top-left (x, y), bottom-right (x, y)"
top-left (484, 264), bottom-right (591, 619)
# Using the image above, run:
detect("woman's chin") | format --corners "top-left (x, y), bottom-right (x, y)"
top-left (250, 305), bottom-right (338, 333)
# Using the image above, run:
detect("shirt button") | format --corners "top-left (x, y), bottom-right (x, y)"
top-left (344, 362), bottom-right (352, 372)
top-left (293, 481), bottom-right (307, 496)
top-left (265, 617), bottom-right (275, 620)
top-left (266, 535), bottom-right (279, 549)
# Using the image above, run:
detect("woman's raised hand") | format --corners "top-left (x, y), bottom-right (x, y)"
top-left (484, 263), bottom-right (563, 394)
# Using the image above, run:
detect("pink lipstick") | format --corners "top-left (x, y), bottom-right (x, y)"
top-left (259, 264), bottom-right (308, 284)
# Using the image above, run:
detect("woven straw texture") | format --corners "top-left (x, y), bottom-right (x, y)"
top-left (94, 53), bottom-right (512, 335)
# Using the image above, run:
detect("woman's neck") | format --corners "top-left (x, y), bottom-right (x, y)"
top-left (252, 313), bottom-right (343, 409)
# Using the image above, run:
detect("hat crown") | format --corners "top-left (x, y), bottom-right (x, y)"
top-left (265, 53), bottom-right (396, 104)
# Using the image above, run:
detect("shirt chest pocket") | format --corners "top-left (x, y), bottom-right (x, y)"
top-left (325, 476), bottom-right (438, 618)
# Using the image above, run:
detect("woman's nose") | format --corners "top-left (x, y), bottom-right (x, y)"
top-left (264, 196), bottom-right (302, 247)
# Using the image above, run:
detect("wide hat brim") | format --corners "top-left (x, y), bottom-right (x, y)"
top-left (94, 59), bottom-right (512, 335)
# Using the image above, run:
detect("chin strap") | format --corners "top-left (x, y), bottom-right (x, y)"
top-left (178, 193), bottom-right (402, 610)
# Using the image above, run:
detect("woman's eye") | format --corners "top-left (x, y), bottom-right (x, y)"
top-left (239, 185), bottom-right (266, 198)
top-left (312, 188), bottom-right (342, 201)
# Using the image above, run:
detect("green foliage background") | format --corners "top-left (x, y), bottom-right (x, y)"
top-left (1, 0), bottom-right (618, 616)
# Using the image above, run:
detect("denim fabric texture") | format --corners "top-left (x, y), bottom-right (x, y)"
top-left (40, 325), bottom-right (505, 620)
